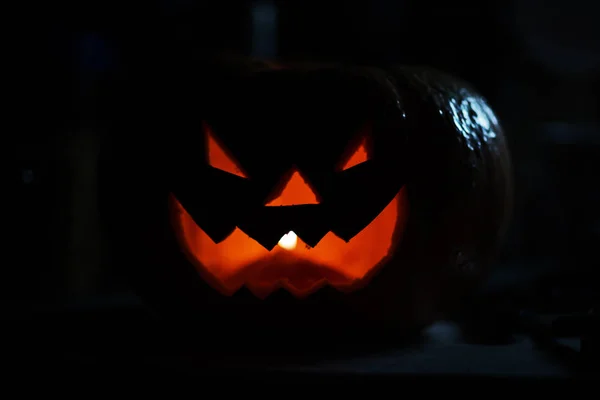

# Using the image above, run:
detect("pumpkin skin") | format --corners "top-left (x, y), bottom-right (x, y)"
top-left (100, 58), bottom-right (512, 343)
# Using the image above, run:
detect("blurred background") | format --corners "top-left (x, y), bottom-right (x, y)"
top-left (9, 0), bottom-right (600, 318)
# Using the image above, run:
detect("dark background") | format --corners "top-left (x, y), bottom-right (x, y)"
top-left (7, 0), bottom-right (600, 374)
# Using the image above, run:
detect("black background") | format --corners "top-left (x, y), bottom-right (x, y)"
top-left (7, 0), bottom-right (600, 382)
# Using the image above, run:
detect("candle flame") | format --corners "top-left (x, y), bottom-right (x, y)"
top-left (278, 231), bottom-right (297, 250)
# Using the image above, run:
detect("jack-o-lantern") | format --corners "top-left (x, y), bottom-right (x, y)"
top-left (169, 120), bottom-right (409, 299)
top-left (100, 58), bottom-right (512, 339)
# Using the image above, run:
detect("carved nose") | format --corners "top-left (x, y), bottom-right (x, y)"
top-left (265, 168), bottom-right (320, 206)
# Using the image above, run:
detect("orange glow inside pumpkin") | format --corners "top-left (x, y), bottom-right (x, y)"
top-left (170, 124), bottom-right (408, 298)
top-left (340, 138), bottom-right (369, 171)
top-left (205, 122), bottom-right (248, 178)
top-left (265, 170), bottom-right (320, 206)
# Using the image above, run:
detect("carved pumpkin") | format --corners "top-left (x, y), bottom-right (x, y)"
top-left (100, 58), bottom-right (512, 335)
top-left (169, 119), bottom-right (409, 299)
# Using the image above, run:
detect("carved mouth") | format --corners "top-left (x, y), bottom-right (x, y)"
top-left (170, 187), bottom-right (408, 299)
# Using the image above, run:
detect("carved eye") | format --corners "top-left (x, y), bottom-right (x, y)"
top-left (338, 124), bottom-right (371, 171)
top-left (204, 121), bottom-right (248, 178)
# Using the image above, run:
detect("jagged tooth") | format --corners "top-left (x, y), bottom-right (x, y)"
top-left (245, 282), bottom-right (279, 300)
top-left (281, 278), bottom-right (330, 299)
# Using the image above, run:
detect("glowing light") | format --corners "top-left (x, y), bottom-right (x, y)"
top-left (341, 138), bottom-right (369, 171)
top-left (205, 122), bottom-right (248, 178)
top-left (265, 169), bottom-right (319, 206)
top-left (278, 231), bottom-right (298, 250)
top-left (171, 186), bottom-right (409, 298)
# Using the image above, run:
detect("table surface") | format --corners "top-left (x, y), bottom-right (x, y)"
top-left (5, 295), bottom-right (587, 384)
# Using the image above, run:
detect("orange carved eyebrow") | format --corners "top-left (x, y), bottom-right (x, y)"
top-left (339, 124), bottom-right (371, 171)
top-left (205, 122), bottom-right (248, 178)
